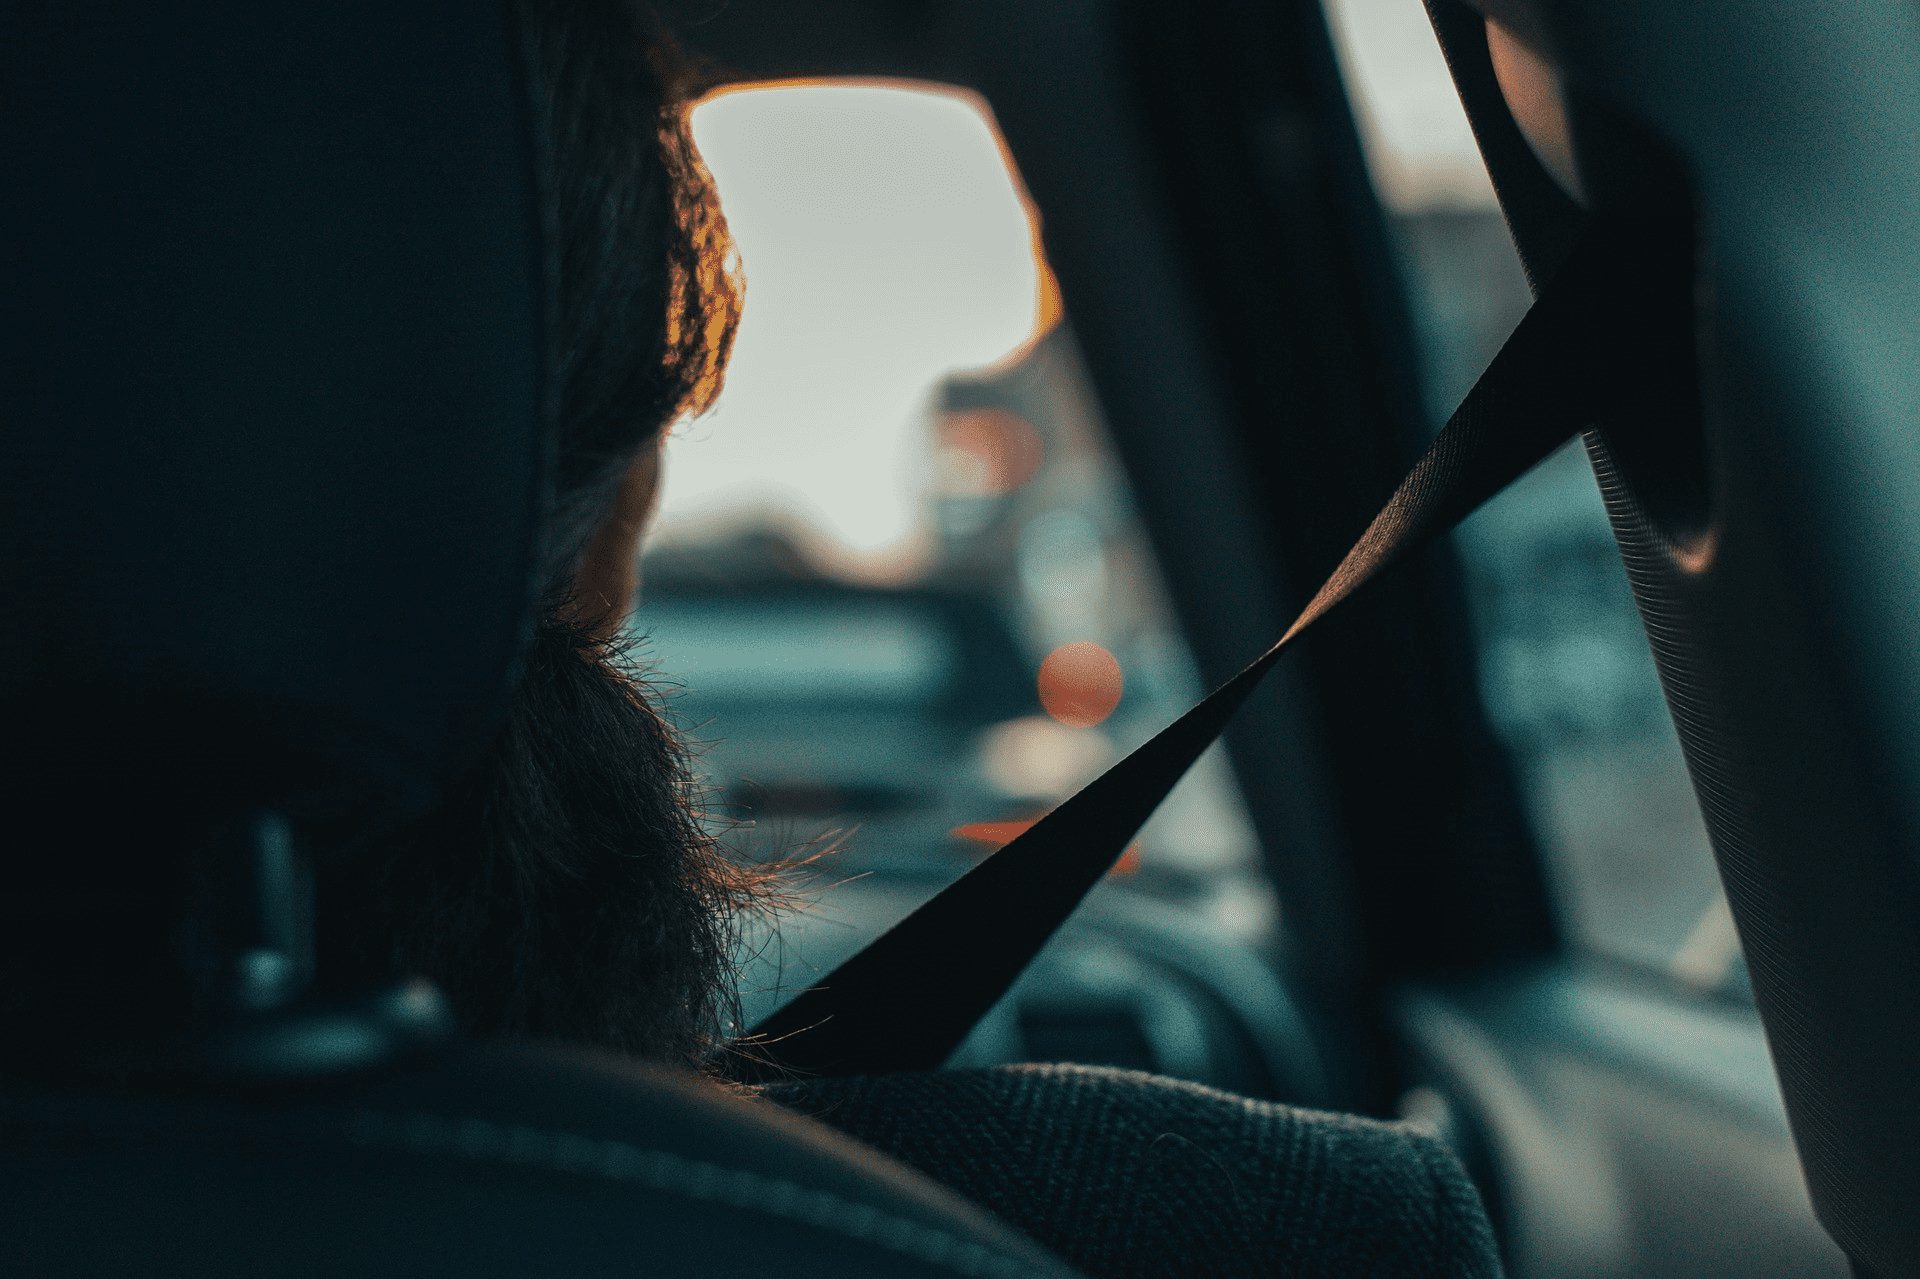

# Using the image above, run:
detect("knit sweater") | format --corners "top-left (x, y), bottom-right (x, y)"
top-left (764, 1063), bottom-right (1502, 1279)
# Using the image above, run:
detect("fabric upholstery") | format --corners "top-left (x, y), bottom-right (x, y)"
top-left (0, 1044), bottom-right (1076, 1278)
top-left (766, 1064), bottom-right (1501, 1279)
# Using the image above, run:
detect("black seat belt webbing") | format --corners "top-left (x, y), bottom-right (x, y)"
top-left (736, 221), bottom-right (1694, 1082)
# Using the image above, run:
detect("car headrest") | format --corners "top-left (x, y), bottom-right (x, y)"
top-left (0, 3), bottom-right (547, 1056)
top-left (1, 5), bottom-right (544, 840)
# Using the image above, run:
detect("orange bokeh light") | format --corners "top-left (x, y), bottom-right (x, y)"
top-left (939, 408), bottom-right (1044, 495)
top-left (1037, 641), bottom-right (1124, 728)
top-left (950, 816), bottom-right (1142, 876)
top-left (950, 818), bottom-right (1038, 848)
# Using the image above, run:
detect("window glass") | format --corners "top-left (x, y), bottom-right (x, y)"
top-left (1321, 0), bottom-right (1742, 989)
top-left (643, 85), bottom-right (1274, 1014)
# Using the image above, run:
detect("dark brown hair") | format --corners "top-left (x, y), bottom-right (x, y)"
top-left (348, 0), bottom-right (763, 1067)
top-left (524, 0), bottom-right (741, 591)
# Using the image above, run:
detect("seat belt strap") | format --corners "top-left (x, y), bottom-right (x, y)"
top-left (735, 218), bottom-right (1695, 1082)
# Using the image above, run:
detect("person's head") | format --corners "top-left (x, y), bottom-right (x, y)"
top-left (339, 0), bottom-right (758, 1068)
top-left (524, 0), bottom-right (740, 630)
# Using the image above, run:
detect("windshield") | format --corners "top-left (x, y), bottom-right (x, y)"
top-left (635, 85), bottom-right (1274, 1018)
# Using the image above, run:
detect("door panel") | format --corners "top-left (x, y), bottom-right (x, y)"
top-left (1401, 968), bottom-right (1848, 1279)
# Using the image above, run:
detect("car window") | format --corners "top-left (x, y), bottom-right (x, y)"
top-left (642, 84), bottom-right (1275, 967)
top-left (1322, 0), bottom-right (1743, 990)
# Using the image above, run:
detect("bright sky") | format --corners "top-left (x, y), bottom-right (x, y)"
top-left (657, 25), bottom-right (1486, 571)
top-left (654, 84), bottom-right (1044, 581)
top-left (1320, 0), bottom-right (1497, 211)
